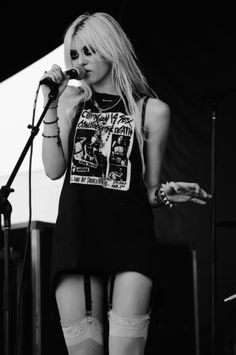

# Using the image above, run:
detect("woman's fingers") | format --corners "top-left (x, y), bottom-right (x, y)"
top-left (189, 188), bottom-right (212, 204)
top-left (41, 64), bottom-right (65, 84)
top-left (173, 182), bottom-right (212, 198)
top-left (190, 197), bottom-right (207, 205)
top-left (191, 188), bottom-right (212, 200)
top-left (166, 181), bottom-right (181, 193)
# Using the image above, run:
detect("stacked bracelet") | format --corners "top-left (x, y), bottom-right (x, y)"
top-left (43, 117), bottom-right (59, 124)
top-left (155, 183), bottom-right (175, 208)
top-left (42, 127), bottom-right (62, 147)
top-left (43, 105), bottom-right (58, 109)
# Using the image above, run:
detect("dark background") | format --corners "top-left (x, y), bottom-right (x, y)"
top-left (1, 2), bottom-right (236, 354)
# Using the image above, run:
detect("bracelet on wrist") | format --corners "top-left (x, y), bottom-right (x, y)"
top-left (43, 105), bottom-right (58, 109)
top-left (155, 183), bottom-right (175, 208)
top-left (152, 184), bottom-right (164, 207)
top-left (42, 127), bottom-right (62, 147)
top-left (43, 117), bottom-right (59, 124)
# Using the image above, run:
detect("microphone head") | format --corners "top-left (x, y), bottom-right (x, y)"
top-left (69, 66), bottom-right (87, 80)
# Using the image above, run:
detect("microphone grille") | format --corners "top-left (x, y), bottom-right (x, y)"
top-left (73, 66), bottom-right (86, 80)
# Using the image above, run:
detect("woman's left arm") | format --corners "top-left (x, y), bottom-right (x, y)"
top-left (143, 98), bottom-right (171, 207)
top-left (143, 98), bottom-right (212, 207)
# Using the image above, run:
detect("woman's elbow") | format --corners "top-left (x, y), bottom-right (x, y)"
top-left (45, 171), bottom-right (64, 180)
top-left (44, 165), bottom-right (66, 180)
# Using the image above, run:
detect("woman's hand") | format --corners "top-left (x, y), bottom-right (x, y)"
top-left (40, 64), bottom-right (70, 105)
top-left (161, 181), bottom-right (212, 205)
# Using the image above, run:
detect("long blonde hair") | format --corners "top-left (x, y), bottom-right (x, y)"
top-left (63, 12), bottom-right (156, 169)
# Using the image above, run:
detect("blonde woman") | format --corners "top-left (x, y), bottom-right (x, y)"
top-left (41, 12), bottom-right (211, 355)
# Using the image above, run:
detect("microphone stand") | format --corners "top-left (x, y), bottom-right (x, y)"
top-left (0, 84), bottom-right (58, 355)
top-left (210, 100), bottom-right (216, 355)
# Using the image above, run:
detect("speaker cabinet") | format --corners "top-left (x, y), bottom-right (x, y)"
top-left (0, 220), bottom-right (67, 355)
top-left (146, 241), bottom-right (199, 355)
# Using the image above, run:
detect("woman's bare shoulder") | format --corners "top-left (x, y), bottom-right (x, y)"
top-left (147, 97), bottom-right (170, 117)
top-left (143, 97), bottom-right (170, 132)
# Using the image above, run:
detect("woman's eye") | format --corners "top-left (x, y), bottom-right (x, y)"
top-left (70, 51), bottom-right (79, 60)
top-left (84, 46), bottom-right (93, 56)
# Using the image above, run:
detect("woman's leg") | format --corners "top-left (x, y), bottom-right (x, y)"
top-left (108, 271), bottom-right (153, 355)
top-left (55, 274), bottom-right (104, 355)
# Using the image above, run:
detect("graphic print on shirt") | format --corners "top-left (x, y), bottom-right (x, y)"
top-left (70, 108), bottom-right (134, 190)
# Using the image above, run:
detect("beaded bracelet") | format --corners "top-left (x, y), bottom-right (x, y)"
top-left (43, 117), bottom-right (59, 124)
top-left (155, 183), bottom-right (175, 208)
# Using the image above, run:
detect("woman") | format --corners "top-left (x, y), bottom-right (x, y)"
top-left (41, 12), bottom-right (211, 355)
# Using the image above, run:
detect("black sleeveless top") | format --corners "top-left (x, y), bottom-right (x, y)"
top-left (51, 93), bottom-right (158, 283)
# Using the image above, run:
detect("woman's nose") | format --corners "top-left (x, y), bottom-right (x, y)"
top-left (77, 54), bottom-right (88, 66)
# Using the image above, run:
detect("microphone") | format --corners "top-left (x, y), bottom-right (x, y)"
top-left (40, 66), bottom-right (86, 87)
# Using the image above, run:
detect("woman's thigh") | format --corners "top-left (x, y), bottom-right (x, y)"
top-left (55, 273), bottom-right (104, 323)
top-left (111, 271), bottom-right (153, 315)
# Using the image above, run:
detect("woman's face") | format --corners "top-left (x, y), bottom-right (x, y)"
top-left (70, 36), bottom-right (113, 92)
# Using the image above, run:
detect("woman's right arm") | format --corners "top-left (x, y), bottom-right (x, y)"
top-left (41, 65), bottom-right (71, 180)
top-left (42, 102), bottom-right (70, 180)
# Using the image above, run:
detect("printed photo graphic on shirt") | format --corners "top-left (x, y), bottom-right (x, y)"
top-left (108, 165), bottom-right (127, 181)
top-left (110, 134), bottom-right (129, 166)
top-left (70, 108), bottom-right (134, 190)
top-left (73, 131), bottom-right (99, 168)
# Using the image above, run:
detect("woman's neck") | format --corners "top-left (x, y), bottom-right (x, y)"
top-left (92, 82), bottom-right (118, 96)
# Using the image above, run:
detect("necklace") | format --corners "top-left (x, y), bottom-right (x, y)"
top-left (92, 95), bottom-right (121, 113)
